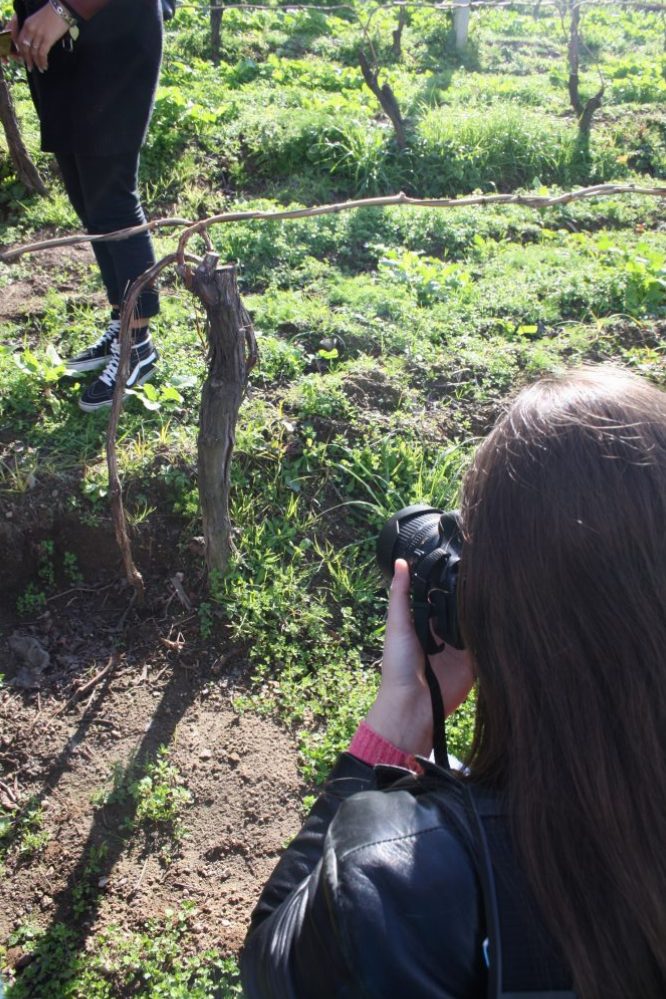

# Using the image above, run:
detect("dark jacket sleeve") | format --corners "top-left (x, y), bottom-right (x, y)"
top-left (15, 0), bottom-right (136, 22)
top-left (14, 0), bottom-right (114, 21)
top-left (241, 754), bottom-right (485, 999)
top-left (241, 753), bottom-right (377, 999)
top-left (63, 0), bottom-right (113, 19)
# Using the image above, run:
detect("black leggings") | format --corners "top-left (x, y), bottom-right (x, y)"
top-left (55, 150), bottom-right (159, 321)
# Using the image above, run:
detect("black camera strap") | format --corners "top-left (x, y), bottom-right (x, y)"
top-left (412, 593), bottom-right (449, 770)
top-left (425, 655), bottom-right (448, 769)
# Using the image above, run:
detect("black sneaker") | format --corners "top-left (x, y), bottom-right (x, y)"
top-left (66, 318), bottom-right (121, 373)
top-left (78, 337), bottom-right (158, 413)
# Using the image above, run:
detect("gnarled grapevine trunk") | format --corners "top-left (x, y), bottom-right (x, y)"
top-left (193, 255), bottom-right (258, 577)
top-left (0, 65), bottom-right (47, 196)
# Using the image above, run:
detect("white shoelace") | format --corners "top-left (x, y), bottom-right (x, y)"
top-left (90, 318), bottom-right (121, 351)
top-left (99, 340), bottom-right (121, 387)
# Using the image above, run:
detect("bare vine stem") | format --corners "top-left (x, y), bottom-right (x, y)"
top-left (3, 185), bottom-right (665, 267)
top-left (0, 217), bottom-right (194, 264)
top-left (3, 182), bottom-right (664, 597)
top-left (175, 1), bottom-right (666, 13)
top-left (106, 251), bottom-right (203, 603)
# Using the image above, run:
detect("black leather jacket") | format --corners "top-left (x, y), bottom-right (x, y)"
top-left (241, 753), bottom-right (574, 999)
top-left (241, 753), bottom-right (487, 998)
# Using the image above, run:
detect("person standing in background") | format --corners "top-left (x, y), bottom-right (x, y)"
top-left (7, 0), bottom-right (163, 412)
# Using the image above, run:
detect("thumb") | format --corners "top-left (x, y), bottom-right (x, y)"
top-left (386, 558), bottom-right (413, 635)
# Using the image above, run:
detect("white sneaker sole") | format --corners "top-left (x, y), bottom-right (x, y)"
top-left (66, 355), bottom-right (112, 374)
top-left (78, 365), bottom-right (157, 413)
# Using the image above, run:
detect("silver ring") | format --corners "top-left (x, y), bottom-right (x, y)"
top-left (22, 39), bottom-right (33, 47)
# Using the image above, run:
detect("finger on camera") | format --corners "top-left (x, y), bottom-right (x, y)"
top-left (387, 560), bottom-right (412, 626)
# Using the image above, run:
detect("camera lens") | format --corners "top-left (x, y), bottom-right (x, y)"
top-left (377, 504), bottom-right (464, 649)
top-left (376, 505), bottom-right (444, 585)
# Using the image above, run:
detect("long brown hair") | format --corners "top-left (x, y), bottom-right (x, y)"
top-left (459, 365), bottom-right (666, 999)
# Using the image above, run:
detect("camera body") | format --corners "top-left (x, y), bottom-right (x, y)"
top-left (377, 504), bottom-right (465, 650)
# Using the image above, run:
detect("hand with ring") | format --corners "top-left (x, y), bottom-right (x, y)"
top-left (16, 3), bottom-right (69, 73)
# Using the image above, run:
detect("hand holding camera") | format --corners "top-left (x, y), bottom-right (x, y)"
top-left (366, 505), bottom-right (475, 760)
top-left (366, 557), bottom-right (474, 758)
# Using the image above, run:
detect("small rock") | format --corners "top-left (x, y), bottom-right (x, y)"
top-left (188, 536), bottom-right (206, 556)
top-left (199, 748), bottom-right (212, 760)
top-left (8, 634), bottom-right (50, 672)
top-left (98, 877), bottom-right (109, 889)
top-left (11, 667), bottom-right (43, 691)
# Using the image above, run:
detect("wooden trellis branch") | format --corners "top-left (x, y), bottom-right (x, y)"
top-left (567, 0), bottom-right (604, 135)
top-left (358, 50), bottom-right (407, 149)
top-left (107, 252), bottom-right (185, 603)
top-left (175, 1), bottom-right (666, 13)
top-left (2, 185), bottom-right (664, 267)
top-left (2, 182), bottom-right (664, 598)
top-left (173, 184), bottom-right (666, 258)
top-left (107, 236), bottom-right (211, 602)
top-left (0, 217), bottom-right (194, 264)
top-left (0, 64), bottom-right (47, 197)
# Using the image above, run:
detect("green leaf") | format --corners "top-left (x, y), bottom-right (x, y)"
top-left (169, 373), bottom-right (198, 390)
top-left (160, 386), bottom-right (184, 403)
top-left (143, 383), bottom-right (160, 401)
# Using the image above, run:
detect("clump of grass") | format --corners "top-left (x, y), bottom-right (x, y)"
top-left (413, 105), bottom-right (621, 194)
top-left (0, 799), bottom-right (50, 870)
top-left (129, 748), bottom-right (192, 838)
top-left (3, 904), bottom-right (242, 999)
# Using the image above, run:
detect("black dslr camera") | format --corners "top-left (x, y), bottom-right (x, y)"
top-left (377, 504), bottom-right (465, 652)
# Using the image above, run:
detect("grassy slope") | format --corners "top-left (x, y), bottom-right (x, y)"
top-left (0, 1), bottom-right (664, 994)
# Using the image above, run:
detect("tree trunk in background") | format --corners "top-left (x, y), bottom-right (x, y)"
top-left (210, 5), bottom-right (223, 65)
top-left (567, 2), bottom-right (603, 137)
top-left (392, 7), bottom-right (408, 60)
top-left (0, 65), bottom-right (47, 196)
top-left (359, 49), bottom-right (407, 149)
top-left (194, 255), bottom-right (258, 578)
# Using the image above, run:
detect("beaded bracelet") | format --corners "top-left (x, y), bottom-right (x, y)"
top-left (49, 0), bottom-right (80, 41)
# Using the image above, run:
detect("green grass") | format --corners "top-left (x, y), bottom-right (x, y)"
top-left (5, 905), bottom-right (242, 999)
top-left (1, 0), bottom-right (665, 993)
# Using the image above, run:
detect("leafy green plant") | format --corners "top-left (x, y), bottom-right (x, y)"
top-left (90, 761), bottom-right (129, 809)
top-left (0, 799), bottom-right (50, 864)
top-left (4, 905), bottom-right (242, 999)
top-left (16, 582), bottom-right (47, 617)
top-left (127, 381), bottom-right (187, 413)
top-left (71, 843), bottom-right (109, 919)
top-left (378, 247), bottom-right (473, 306)
top-left (36, 539), bottom-right (56, 588)
top-left (288, 373), bottom-right (356, 421)
top-left (600, 241), bottom-right (666, 316)
top-left (63, 551), bottom-right (83, 584)
top-left (129, 747), bottom-right (192, 840)
top-left (14, 345), bottom-right (66, 385)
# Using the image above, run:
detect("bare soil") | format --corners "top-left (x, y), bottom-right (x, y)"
top-left (0, 244), bottom-right (101, 323)
top-left (0, 237), bottom-right (305, 989)
top-left (0, 574), bottom-right (305, 982)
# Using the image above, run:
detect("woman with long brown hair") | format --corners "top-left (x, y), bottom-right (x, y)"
top-left (241, 364), bottom-right (666, 999)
